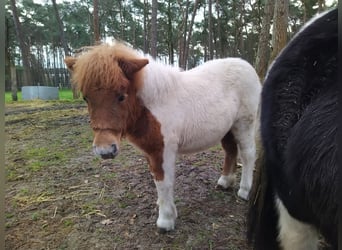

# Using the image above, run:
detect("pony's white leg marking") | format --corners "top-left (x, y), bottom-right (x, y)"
top-left (154, 146), bottom-right (177, 231)
top-left (217, 174), bottom-right (236, 188)
top-left (154, 179), bottom-right (177, 231)
top-left (237, 145), bottom-right (254, 200)
top-left (217, 132), bottom-right (238, 189)
top-left (276, 198), bottom-right (319, 250)
top-left (233, 122), bottom-right (256, 200)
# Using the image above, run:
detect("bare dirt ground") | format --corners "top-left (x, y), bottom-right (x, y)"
top-left (5, 101), bottom-right (252, 250)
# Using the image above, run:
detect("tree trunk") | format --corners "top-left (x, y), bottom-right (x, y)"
top-left (269, 0), bottom-right (289, 64)
top-left (118, 1), bottom-right (123, 38)
top-left (233, 0), bottom-right (245, 57)
top-left (10, 65), bottom-right (18, 101)
top-left (6, 16), bottom-right (17, 101)
top-left (178, 0), bottom-right (190, 69)
top-left (208, 0), bottom-right (213, 60)
top-left (167, 1), bottom-right (174, 65)
top-left (93, 0), bottom-right (100, 44)
top-left (301, 0), bottom-right (307, 22)
top-left (203, 3), bottom-right (208, 61)
top-left (143, 0), bottom-right (148, 53)
top-left (150, 0), bottom-right (158, 58)
top-left (184, 0), bottom-right (200, 69)
top-left (254, 0), bottom-right (275, 80)
top-left (318, 0), bottom-right (325, 12)
top-left (52, 0), bottom-right (78, 97)
top-left (216, 0), bottom-right (223, 58)
top-left (10, 0), bottom-right (32, 86)
top-left (52, 0), bottom-right (69, 56)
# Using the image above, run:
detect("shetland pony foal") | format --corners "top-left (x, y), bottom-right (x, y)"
top-left (247, 9), bottom-right (337, 250)
top-left (65, 43), bottom-right (261, 231)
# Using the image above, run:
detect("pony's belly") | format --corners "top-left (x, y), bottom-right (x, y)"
top-left (177, 133), bottom-right (223, 154)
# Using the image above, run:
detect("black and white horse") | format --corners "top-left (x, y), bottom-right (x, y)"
top-left (247, 8), bottom-right (338, 250)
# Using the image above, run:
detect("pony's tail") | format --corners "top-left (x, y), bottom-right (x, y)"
top-left (246, 139), bottom-right (280, 250)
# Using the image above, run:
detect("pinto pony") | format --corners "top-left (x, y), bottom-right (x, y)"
top-left (65, 43), bottom-right (261, 231)
top-left (247, 9), bottom-right (338, 250)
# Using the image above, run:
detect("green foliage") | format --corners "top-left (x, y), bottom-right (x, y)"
top-left (5, 0), bottom-right (338, 84)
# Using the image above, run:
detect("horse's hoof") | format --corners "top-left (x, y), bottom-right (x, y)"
top-left (217, 174), bottom-right (236, 189)
top-left (157, 227), bottom-right (168, 234)
top-left (156, 218), bottom-right (175, 232)
top-left (237, 188), bottom-right (249, 200)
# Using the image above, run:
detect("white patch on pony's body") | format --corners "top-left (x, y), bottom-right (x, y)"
top-left (276, 197), bottom-right (319, 250)
top-left (138, 57), bottom-right (260, 228)
top-left (140, 58), bottom-right (259, 155)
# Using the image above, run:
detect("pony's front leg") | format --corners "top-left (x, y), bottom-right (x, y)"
top-left (147, 149), bottom-right (177, 232)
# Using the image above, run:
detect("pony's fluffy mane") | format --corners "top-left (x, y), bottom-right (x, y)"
top-left (71, 42), bottom-right (144, 94)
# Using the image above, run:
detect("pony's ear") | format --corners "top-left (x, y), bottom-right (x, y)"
top-left (118, 58), bottom-right (149, 78)
top-left (64, 57), bottom-right (77, 71)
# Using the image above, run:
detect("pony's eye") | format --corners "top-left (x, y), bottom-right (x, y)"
top-left (83, 96), bottom-right (88, 103)
top-left (118, 94), bottom-right (126, 102)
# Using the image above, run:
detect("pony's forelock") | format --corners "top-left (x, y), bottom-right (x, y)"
top-left (71, 43), bottom-right (143, 95)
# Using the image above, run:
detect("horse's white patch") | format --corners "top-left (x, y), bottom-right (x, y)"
top-left (217, 174), bottom-right (236, 189)
top-left (276, 197), bottom-right (319, 250)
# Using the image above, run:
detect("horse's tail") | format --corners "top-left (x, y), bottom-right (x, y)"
top-left (246, 135), bottom-right (280, 250)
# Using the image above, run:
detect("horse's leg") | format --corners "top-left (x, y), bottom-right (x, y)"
top-left (147, 147), bottom-right (177, 232)
top-left (232, 119), bottom-right (256, 200)
top-left (276, 198), bottom-right (319, 250)
top-left (217, 131), bottom-right (238, 189)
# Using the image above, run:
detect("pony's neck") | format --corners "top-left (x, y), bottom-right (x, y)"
top-left (125, 100), bottom-right (164, 153)
top-left (139, 59), bottom-right (181, 106)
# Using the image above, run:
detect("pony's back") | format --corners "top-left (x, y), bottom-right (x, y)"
top-left (247, 8), bottom-right (338, 250)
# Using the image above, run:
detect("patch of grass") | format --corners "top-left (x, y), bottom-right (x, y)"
top-left (6, 168), bottom-right (25, 182)
top-left (58, 89), bottom-right (74, 100)
top-left (62, 218), bottom-right (74, 227)
top-left (5, 91), bottom-right (23, 102)
top-left (103, 172), bottom-right (117, 180)
top-left (29, 161), bottom-right (44, 172)
top-left (19, 188), bottom-right (30, 196)
top-left (23, 146), bottom-right (69, 172)
top-left (113, 235), bottom-right (124, 244)
top-left (125, 191), bottom-right (137, 200)
top-left (31, 212), bottom-right (40, 221)
top-left (13, 191), bottom-right (55, 207)
top-left (209, 189), bottom-right (228, 200)
top-left (118, 202), bottom-right (128, 209)
top-left (81, 203), bottom-right (97, 215)
top-left (5, 213), bottom-right (14, 219)
top-left (5, 89), bottom-right (82, 103)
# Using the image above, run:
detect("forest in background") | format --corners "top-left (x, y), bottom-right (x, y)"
top-left (5, 0), bottom-right (337, 99)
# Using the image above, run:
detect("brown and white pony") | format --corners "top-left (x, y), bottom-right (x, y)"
top-left (65, 43), bottom-right (261, 231)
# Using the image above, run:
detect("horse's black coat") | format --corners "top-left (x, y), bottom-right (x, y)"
top-left (247, 8), bottom-right (338, 250)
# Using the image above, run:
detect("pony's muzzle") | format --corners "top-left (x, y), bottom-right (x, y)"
top-left (93, 143), bottom-right (118, 159)
top-left (92, 129), bottom-right (121, 159)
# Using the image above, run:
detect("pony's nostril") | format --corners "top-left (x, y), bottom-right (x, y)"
top-left (111, 144), bottom-right (117, 154)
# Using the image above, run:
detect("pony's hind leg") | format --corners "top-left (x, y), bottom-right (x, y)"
top-left (232, 119), bottom-right (257, 200)
top-left (217, 131), bottom-right (238, 189)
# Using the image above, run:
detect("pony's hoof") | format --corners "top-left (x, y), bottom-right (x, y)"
top-left (156, 218), bottom-right (175, 232)
top-left (217, 174), bottom-right (236, 189)
top-left (237, 188), bottom-right (249, 200)
top-left (157, 227), bottom-right (169, 234)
